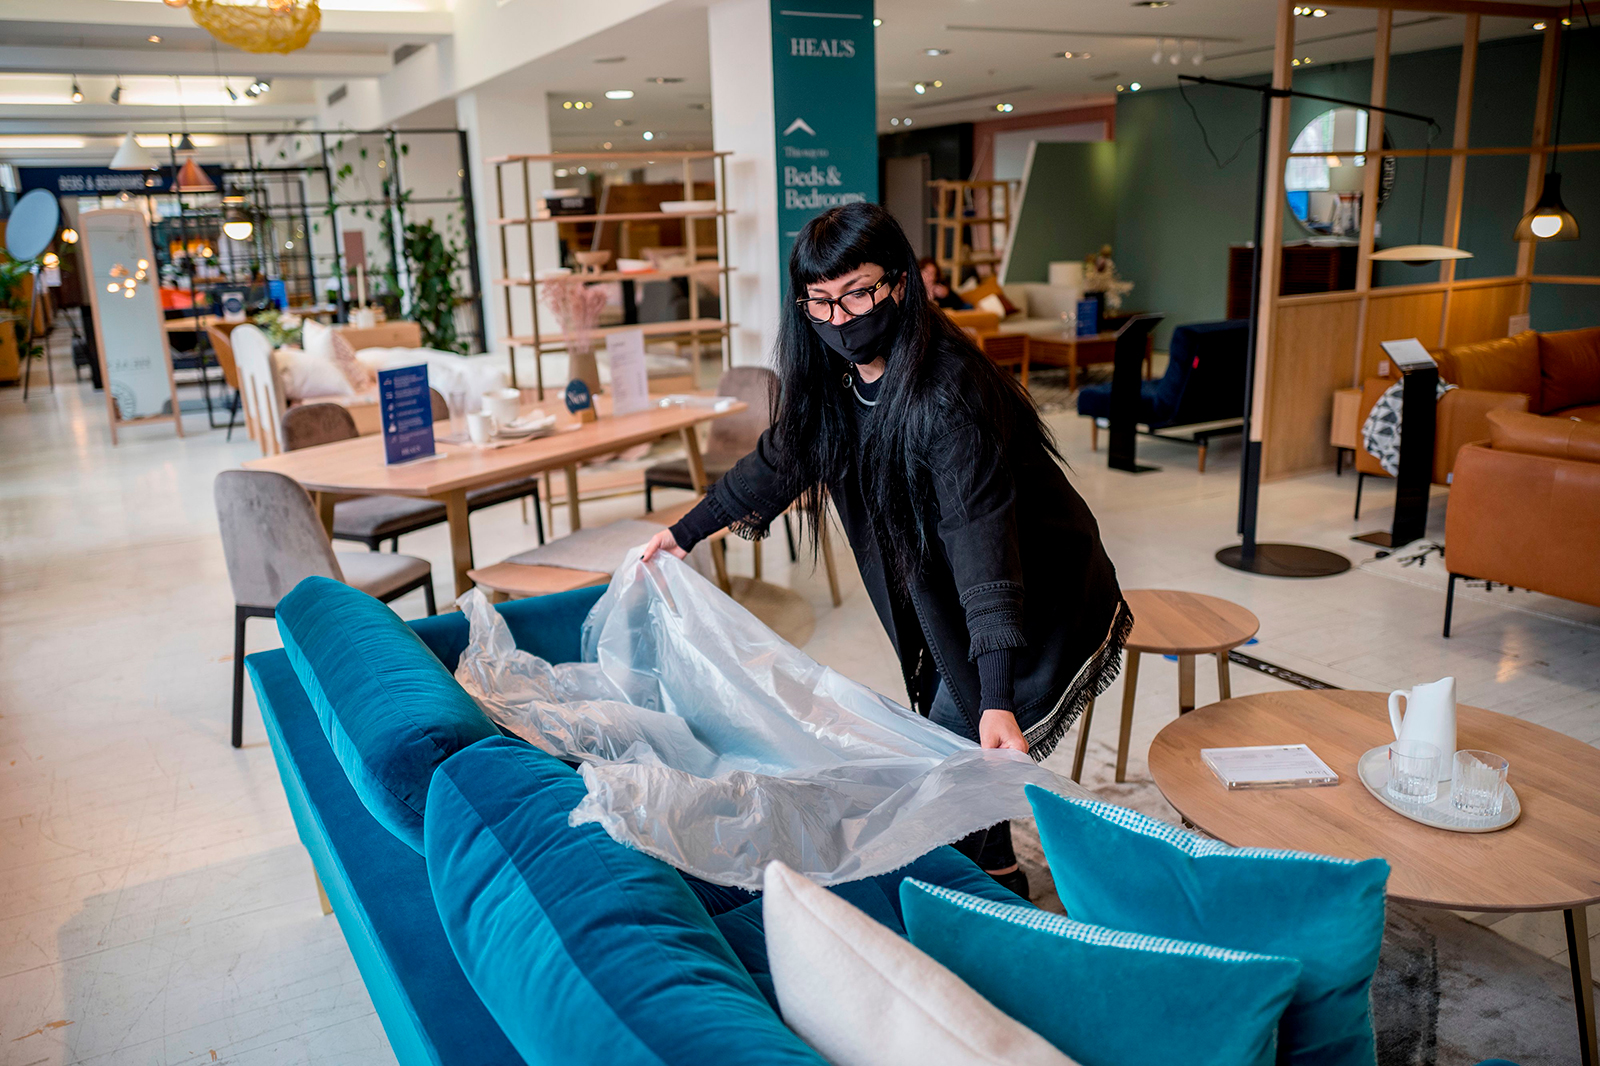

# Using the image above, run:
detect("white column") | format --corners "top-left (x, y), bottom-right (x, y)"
top-left (456, 86), bottom-right (560, 372)
top-left (709, 0), bottom-right (780, 367)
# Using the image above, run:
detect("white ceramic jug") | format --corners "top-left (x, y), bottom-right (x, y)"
top-left (1389, 676), bottom-right (1457, 781)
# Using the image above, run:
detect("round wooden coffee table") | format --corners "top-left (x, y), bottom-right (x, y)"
top-left (1149, 690), bottom-right (1600, 1065)
top-left (1072, 589), bottom-right (1259, 784)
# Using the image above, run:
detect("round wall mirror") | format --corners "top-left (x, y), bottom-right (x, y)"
top-left (1284, 107), bottom-right (1395, 238)
top-left (5, 188), bottom-right (62, 262)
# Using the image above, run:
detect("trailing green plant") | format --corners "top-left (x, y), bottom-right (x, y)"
top-left (252, 308), bottom-right (304, 347)
top-left (402, 217), bottom-right (466, 353)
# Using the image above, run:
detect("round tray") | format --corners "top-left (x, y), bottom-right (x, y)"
top-left (1356, 745), bottom-right (1520, 833)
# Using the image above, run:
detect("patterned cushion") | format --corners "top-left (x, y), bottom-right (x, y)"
top-left (330, 330), bottom-right (378, 392)
top-left (1027, 786), bottom-right (1389, 1066)
top-left (901, 879), bottom-right (1301, 1066)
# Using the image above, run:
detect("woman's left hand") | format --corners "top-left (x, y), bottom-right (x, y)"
top-left (979, 709), bottom-right (1029, 754)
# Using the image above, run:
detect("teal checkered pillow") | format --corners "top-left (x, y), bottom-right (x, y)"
top-left (1026, 785), bottom-right (1389, 1066)
top-left (900, 878), bottom-right (1301, 1066)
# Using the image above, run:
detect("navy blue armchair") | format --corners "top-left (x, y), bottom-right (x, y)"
top-left (1077, 319), bottom-right (1249, 471)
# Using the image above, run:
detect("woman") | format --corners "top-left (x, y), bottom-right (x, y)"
top-left (643, 203), bottom-right (1129, 896)
top-left (918, 256), bottom-right (971, 309)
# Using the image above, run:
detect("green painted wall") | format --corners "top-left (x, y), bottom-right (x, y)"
top-left (1004, 141), bottom-right (1118, 283)
top-left (1110, 27), bottom-right (1598, 347)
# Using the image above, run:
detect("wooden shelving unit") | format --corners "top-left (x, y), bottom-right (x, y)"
top-left (928, 178), bottom-right (1020, 285)
top-left (490, 149), bottom-right (733, 396)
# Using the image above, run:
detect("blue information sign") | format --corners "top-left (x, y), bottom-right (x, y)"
top-left (770, 0), bottom-right (878, 279)
top-left (378, 365), bottom-right (435, 465)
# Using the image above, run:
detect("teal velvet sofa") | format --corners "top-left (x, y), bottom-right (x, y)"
top-left (244, 581), bottom-right (1020, 1066)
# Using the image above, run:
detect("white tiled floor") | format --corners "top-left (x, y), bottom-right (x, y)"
top-left (1, 342), bottom-right (1595, 1064)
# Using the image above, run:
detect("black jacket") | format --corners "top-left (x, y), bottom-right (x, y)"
top-left (673, 372), bottom-right (1130, 760)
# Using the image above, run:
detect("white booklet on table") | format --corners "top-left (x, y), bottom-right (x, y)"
top-left (1201, 744), bottom-right (1339, 790)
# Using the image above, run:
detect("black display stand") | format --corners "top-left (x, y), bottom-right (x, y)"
top-left (1353, 363), bottom-right (1438, 548)
top-left (1107, 313), bottom-right (1164, 474)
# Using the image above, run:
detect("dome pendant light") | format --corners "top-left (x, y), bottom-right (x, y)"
top-left (110, 131), bottom-right (159, 170)
top-left (223, 204), bottom-right (254, 241)
top-left (1516, 172), bottom-right (1578, 241)
top-left (1516, 9), bottom-right (1581, 242)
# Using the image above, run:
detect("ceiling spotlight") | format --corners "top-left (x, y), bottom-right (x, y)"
top-left (602, 141), bottom-right (613, 149)
top-left (642, 131), bottom-right (654, 140)
top-left (903, 118), bottom-right (912, 126)
top-left (1116, 84), bottom-right (1126, 92)
top-left (1133, 1), bottom-right (1172, 7)
top-left (647, 77), bottom-right (684, 84)
top-left (148, 34), bottom-right (161, 43)
top-left (110, 78), bottom-right (123, 104)
top-left (60, 227), bottom-right (78, 244)
top-left (1152, 41), bottom-right (1164, 64)
top-left (891, 118), bottom-right (899, 126)
top-left (563, 100), bottom-right (573, 108)
top-left (1130, 81), bottom-right (1142, 91)
top-left (1058, 51), bottom-right (1091, 59)
top-left (914, 82), bottom-right (927, 94)
top-left (924, 48), bottom-right (949, 56)
top-left (872, 17), bottom-right (881, 26)
top-left (1170, 40), bottom-right (1182, 64)
top-left (71, 77), bottom-right (83, 102)
top-left (1193, 40), bottom-right (1205, 65)
top-left (996, 102), bottom-right (1014, 112)
top-left (225, 82), bottom-right (238, 102)
top-left (932, 80), bottom-right (942, 87)
top-left (605, 89), bottom-right (634, 99)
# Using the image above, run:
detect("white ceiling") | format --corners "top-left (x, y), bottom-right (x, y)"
top-left (0, 0), bottom-right (1570, 168)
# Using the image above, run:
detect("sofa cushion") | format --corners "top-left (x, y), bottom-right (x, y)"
top-left (1488, 409), bottom-right (1600, 463)
top-left (1027, 786), bottom-right (1389, 1066)
top-left (245, 647), bottom-right (524, 1066)
top-left (962, 276), bottom-right (1019, 317)
top-left (425, 736), bottom-right (824, 1066)
top-left (1538, 326), bottom-right (1600, 414)
top-left (901, 879), bottom-right (1301, 1066)
top-left (1435, 331), bottom-right (1542, 410)
top-left (762, 861), bottom-right (1073, 1066)
top-left (276, 576), bottom-right (499, 853)
top-left (711, 845), bottom-right (1031, 1010)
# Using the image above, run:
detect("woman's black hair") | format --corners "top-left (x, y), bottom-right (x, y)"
top-left (769, 202), bottom-right (1060, 583)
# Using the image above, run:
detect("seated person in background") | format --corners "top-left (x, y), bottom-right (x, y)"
top-left (919, 257), bottom-right (971, 310)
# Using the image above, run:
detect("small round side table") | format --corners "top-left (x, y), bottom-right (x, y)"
top-left (1072, 589), bottom-right (1260, 783)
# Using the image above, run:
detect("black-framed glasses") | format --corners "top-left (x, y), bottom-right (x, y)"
top-left (796, 272), bottom-right (899, 323)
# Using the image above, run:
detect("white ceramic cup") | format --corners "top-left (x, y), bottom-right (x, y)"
top-left (484, 387), bottom-right (521, 428)
top-left (466, 410), bottom-right (496, 445)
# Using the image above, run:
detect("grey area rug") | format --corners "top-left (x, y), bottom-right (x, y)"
top-left (1011, 788), bottom-right (1581, 1066)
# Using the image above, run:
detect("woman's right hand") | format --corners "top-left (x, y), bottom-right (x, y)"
top-left (641, 528), bottom-right (687, 562)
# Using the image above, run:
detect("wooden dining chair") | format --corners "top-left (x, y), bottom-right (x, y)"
top-left (232, 325), bottom-right (288, 456)
top-left (214, 469), bottom-right (436, 748)
top-left (205, 321), bottom-right (244, 441)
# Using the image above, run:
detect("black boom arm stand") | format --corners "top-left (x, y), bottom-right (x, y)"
top-left (1181, 74), bottom-right (1435, 579)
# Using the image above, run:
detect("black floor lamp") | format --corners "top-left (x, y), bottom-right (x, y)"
top-left (1179, 74), bottom-right (1437, 578)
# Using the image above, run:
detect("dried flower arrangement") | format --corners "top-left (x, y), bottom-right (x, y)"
top-left (539, 274), bottom-right (609, 392)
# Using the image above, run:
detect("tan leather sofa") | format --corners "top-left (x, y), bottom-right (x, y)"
top-left (1351, 326), bottom-right (1600, 516)
top-left (1440, 410), bottom-right (1600, 635)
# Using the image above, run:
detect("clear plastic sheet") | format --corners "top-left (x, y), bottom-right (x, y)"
top-left (454, 550), bottom-right (1094, 888)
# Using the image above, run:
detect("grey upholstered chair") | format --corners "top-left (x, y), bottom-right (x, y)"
top-left (643, 366), bottom-right (796, 560)
top-left (280, 398), bottom-right (544, 551)
top-left (215, 469), bottom-right (436, 748)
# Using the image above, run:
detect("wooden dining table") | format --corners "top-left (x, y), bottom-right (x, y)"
top-left (243, 393), bottom-right (746, 596)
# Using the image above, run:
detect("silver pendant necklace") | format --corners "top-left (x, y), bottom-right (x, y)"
top-left (849, 371), bottom-right (878, 407)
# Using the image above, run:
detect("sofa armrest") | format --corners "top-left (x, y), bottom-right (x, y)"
top-left (944, 309), bottom-right (1001, 337)
top-left (1445, 443), bottom-right (1600, 608)
top-left (409, 584), bottom-right (609, 670)
top-left (1435, 388), bottom-right (1529, 481)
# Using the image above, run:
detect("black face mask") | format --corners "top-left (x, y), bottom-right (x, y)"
top-left (809, 292), bottom-right (899, 365)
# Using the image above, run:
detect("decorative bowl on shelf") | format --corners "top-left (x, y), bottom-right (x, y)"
top-left (573, 251), bottom-right (613, 274)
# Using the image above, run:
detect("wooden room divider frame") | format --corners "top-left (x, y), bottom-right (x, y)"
top-left (1251, 0), bottom-right (1598, 479)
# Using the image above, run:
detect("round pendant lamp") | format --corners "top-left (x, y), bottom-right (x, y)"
top-left (223, 206), bottom-right (254, 240)
top-left (1369, 244), bottom-right (1474, 264)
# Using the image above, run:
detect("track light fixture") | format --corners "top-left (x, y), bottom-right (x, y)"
top-left (71, 76), bottom-right (83, 102)
top-left (110, 77), bottom-right (123, 104)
